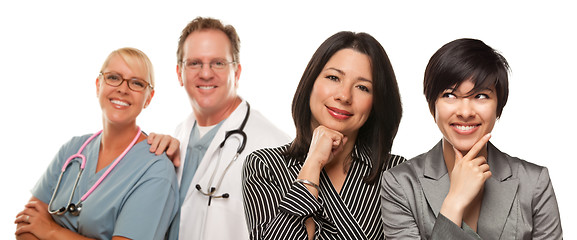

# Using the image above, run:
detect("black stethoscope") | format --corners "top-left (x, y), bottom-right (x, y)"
top-left (195, 103), bottom-right (249, 206)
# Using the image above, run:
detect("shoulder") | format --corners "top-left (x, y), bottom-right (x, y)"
top-left (52, 133), bottom-right (100, 160)
top-left (388, 151), bottom-right (427, 175)
top-left (125, 141), bottom-right (177, 181)
top-left (246, 144), bottom-right (291, 164)
top-left (385, 154), bottom-right (408, 170)
top-left (243, 144), bottom-right (292, 177)
top-left (494, 148), bottom-right (550, 183)
top-left (382, 149), bottom-right (435, 188)
top-left (64, 133), bottom-right (96, 149)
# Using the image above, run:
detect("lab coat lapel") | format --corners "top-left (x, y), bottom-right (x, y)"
top-left (189, 101), bottom-right (249, 190)
top-left (419, 142), bottom-right (450, 217)
top-left (478, 142), bottom-right (518, 239)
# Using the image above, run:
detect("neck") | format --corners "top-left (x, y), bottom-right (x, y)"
top-left (100, 123), bottom-right (142, 151)
top-left (194, 97), bottom-right (242, 126)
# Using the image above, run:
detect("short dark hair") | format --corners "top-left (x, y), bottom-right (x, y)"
top-left (424, 38), bottom-right (510, 117)
top-left (176, 17), bottom-right (240, 66)
top-left (286, 31), bottom-right (402, 184)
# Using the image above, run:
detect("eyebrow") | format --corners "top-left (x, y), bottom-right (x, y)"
top-left (325, 67), bottom-right (373, 83)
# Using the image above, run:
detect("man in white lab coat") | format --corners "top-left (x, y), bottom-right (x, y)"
top-left (152, 17), bottom-right (290, 240)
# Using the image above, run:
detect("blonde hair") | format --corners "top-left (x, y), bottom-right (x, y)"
top-left (100, 47), bottom-right (155, 89)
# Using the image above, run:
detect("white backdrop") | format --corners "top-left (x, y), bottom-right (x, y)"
top-left (1, 0), bottom-right (575, 238)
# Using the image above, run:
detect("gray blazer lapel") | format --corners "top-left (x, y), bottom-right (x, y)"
top-left (478, 142), bottom-right (519, 239)
top-left (419, 142), bottom-right (450, 217)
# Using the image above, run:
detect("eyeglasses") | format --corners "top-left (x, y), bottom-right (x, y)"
top-left (182, 59), bottom-right (236, 71)
top-left (99, 72), bottom-right (152, 92)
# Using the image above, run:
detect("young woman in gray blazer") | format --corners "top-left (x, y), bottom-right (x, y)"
top-left (380, 38), bottom-right (562, 239)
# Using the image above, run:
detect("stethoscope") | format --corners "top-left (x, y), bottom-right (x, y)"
top-left (195, 103), bottom-right (249, 206)
top-left (47, 128), bottom-right (142, 216)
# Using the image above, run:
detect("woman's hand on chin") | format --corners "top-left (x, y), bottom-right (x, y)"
top-left (306, 125), bottom-right (348, 168)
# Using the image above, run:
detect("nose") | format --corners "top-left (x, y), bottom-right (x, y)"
top-left (456, 99), bottom-right (475, 119)
top-left (116, 79), bottom-right (131, 93)
top-left (334, 83), bottom-right (352, 105)
top-left (199, 64), bottom-right (215, 80)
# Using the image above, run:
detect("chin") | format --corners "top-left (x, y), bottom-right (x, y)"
top-left (445, 137), bottom-right (476, 152)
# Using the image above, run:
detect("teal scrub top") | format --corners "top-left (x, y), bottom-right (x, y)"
top-left (33, 133), bottom-right (179, 240)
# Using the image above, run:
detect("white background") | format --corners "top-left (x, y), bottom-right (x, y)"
top-left (1, 0), bottom-right (575, 238)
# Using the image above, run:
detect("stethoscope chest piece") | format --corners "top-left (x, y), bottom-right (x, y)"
top-left (67, 203), bottom-right (82, 216)
top-left (47, 128), bottom-right (141, 217)
top-left (195, 102), bottom-right (250, 206)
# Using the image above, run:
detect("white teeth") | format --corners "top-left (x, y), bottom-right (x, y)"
top-left (111, 100), bottom-right (129, 106)
top-left (198, 86), bottom-right (216, 89)
top-left (455, 125), bottom-right (476, 131)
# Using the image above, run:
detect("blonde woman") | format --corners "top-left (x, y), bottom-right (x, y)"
top-left (15, 48), bottom-right (178, 240)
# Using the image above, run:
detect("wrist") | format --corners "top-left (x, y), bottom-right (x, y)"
top-left (439, 195), bottom-right (466, 226)
top-left (294, 179), bottom-right (320, 191)
top-left (304, 152), bottom-right (328, 169)
top-left (46, 225), bottom-right (61, 240)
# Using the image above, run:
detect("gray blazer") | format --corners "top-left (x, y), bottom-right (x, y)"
top-left (380, 141), bottom-right (562, 239)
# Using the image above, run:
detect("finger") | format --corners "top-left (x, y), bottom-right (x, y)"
top-left (470, 156), bottom-right (488, 166)
top-left (482, 170), bottom-right (492, 181)
top-left (331, 136), bottom-right (343, 149)
top-left (15, 223), bottom-right (32, 235)
top-left (452, 145), bottom-right (464, 163)
top-left (15, 209), bottom-right (26, 218)
top-left (172, 153), bottom-right (181, 168)
top-left (14, 213), bottom-right (32, 224)
top-left (14, 215), bottom-right (25, 224)
top-left (163, 138), bottom-right (180, 156)
top-left (166, 139), bottom-right (181, 167)
top-left (464, 133), bottom-right (492, 160)
top-left (479, 163), bottom-right (490, 173)
top-left (20, 205), bottom-right (36, 215)
top-left (152, 136), bottom-right (171, 156)
top-left (147, 132), bottom-right (158, 145)
top-left (148, 134), bottom-right (161, 153)
top-left (24, 201), bottom-right (42, 211)
top-left (313, 126), bottom-right (343, 148)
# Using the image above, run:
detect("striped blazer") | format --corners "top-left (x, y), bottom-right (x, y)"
top-left (242, 143), bottom-right (405, 240)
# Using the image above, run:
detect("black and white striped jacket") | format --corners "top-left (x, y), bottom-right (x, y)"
top-left (242, 143), bottom-right (405, 240)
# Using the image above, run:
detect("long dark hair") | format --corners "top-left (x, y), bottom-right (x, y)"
top-left (286, 31), bottom-right (402, 184)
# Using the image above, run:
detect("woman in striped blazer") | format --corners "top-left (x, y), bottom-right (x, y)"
top-left (242, 31), bottom-right (405, 240)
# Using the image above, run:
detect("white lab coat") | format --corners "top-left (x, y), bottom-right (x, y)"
top-left (174, 100), bottom-right (291, 240)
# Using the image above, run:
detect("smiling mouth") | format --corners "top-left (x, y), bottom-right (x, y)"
top-left (451, 123), bottom-right (480, 133)
top-left (198, 86), bottom-right (216, 89)
top-left (327, 106), bottom-right (353, 120)
top-left (111, 99), bottom-right (130, 106)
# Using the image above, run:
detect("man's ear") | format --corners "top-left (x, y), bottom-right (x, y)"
top-left (177, 64), bottom-right (184, 87)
